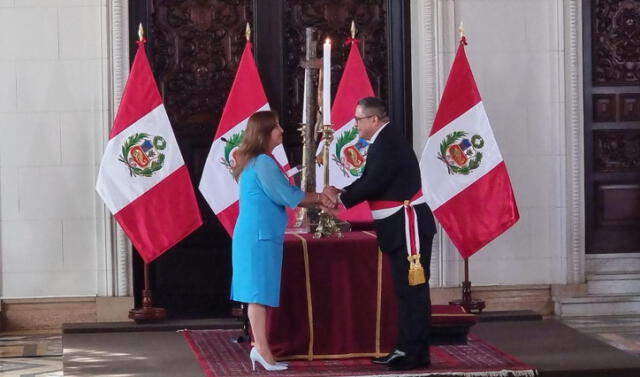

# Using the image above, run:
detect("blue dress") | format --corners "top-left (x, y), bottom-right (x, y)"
top-left (231, 154), bottom-right (305, 307)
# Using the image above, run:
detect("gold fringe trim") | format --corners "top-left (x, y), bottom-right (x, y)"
top-left (434, 313), bottom-right (476, 317)
top-left (362, 231), bottom-right (383, 355)
top-left (376, 247), bottom-right (382, 355)
top-left (278, 352), bottom-right (386, 360)
top-left (292, 233), bottom-right (314, 360)
top-left (361, 231), bottom-right (376, 238)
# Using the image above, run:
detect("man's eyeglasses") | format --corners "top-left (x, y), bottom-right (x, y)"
top-left (354, 115), bottom-right (375, 123)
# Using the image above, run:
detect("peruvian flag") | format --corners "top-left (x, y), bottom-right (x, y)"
top-left (96, 40), bottom-right (203, 263)
top-left (315, 39), bottom-right (373, 222)
top-left (199, 40), bottom-right (290, 235)
top-left (420, 38), bottom-right (519, 259)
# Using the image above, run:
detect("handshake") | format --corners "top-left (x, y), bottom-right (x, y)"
top-left (316, 186), bottom-right (343, 214)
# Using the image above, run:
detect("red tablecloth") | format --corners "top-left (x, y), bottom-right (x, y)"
top-left (266, 231), bottom-right (398, 360)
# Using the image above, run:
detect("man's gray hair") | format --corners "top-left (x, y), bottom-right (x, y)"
top-left (357, 96), bottom-right (389, 120)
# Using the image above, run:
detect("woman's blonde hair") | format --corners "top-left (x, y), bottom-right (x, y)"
top-left (231, 110), bottom-right (279, 180)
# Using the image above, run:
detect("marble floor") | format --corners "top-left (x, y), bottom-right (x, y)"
top-left (0, 332), bottom-right (62, 376)
top-left (560, 314), bottom-right (640, 356)
top-left (2, 315), bottom-right (640, 376)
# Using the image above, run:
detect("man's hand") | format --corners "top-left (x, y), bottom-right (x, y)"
top-left (318, 193), bottom-right (337, 209)
top-left (323, 185), bottom-right (342, 204)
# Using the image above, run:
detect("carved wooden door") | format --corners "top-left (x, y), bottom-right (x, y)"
top-left (584, 0), bottom-right (640, 254)
top-left (129, 0), bottom-right (411, 317)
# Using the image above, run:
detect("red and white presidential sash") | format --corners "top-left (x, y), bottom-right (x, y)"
top-left (368, 190), bottom-right (427, 286)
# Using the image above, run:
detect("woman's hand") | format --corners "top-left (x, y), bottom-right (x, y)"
top-left (298, 191), bottom-right (339, 209)
top-left (322, 186), bottom-right (341, 205)
top-left (318, 192), bottom-right (337, 208)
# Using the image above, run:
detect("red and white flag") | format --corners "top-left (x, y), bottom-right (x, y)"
top-left (316, 39), bottom-right (374, 222)
top-left (420, 38), bottom-right (519, 259)
top-left (96, 41), bottom-right (202, 263)
top-left (199, 40), bottom-right (290, 235)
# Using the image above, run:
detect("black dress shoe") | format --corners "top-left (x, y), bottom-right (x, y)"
top-left (372, 349), bottom-right (405, 365)
top-left (387, 354), bottom-right (430, 371)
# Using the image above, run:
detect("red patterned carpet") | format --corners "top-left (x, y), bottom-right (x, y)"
top-left (182, 329), bottom-right (536, 377)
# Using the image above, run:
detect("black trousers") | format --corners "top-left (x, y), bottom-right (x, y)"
top-left (387, 233), bottom-right (433, 358)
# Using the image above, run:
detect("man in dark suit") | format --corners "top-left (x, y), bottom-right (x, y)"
top-left (325, 96), bottom-right (436, 371)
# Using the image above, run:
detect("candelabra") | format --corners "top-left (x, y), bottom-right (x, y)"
top-left (294, 123), bottom-right (310, 228)
top-left (314, 123), bottom-right (341, 238)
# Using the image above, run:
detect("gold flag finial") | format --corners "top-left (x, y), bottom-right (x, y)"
top-left (138, 23), bottom-right (144, 41)
top-left (350, 20), bottom-right (357, 39)
top-left (458, 21), bottom-right (464, 40)
top-left (245, 23), bottom-right (251, 41)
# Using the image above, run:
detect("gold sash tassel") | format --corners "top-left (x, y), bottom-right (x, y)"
top-left (407, 254), bottom-right (426, 286)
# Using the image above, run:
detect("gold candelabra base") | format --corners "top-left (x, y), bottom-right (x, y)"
top-left (314, 210), bottom-right (342, 238)
top-left (294, 207), bottom-right (308, 228)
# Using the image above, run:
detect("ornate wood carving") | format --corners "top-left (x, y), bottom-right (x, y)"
top-left (150, 0), bottom-right (251, 134)
top-left (592, 0), bottom-right (640, 86)
top-left (619, 93), bottom-right (640, 121)
top-left (282, 0), bottom-right (387, 151)
top-left (593, 94), bottom-right (617, 122)
top-left (586, 1), bottom-right (640, 254)
top-left (594, 130), bottom-right (640, 171)
top-left (131, 0), bottom-right (251, 317)
top-left (597, 184), bottom-right (640, 226)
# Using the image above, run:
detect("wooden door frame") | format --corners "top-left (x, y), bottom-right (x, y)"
top-left (252, 0), bottom-right (413, 139)
top-left (582, 0), bottom-right (595, 254)
top-left (127, 0), bottom-right (413, 315)
top-left (582, 0), bottom-right (640, 254)
top-left (129, 0), bottom-right (412, 144)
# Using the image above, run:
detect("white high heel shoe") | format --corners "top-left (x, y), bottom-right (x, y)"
top-left (249, 347), bottom-right (288, 371)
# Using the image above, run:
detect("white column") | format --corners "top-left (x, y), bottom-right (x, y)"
top-left (410, 0), bottom-right (449, 287)
top-left (563, 0), bottom-right (585, 284)
top-left (105, 0), bottom-right (132, 297)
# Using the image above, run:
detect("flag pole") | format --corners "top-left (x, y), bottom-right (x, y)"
top-left (449, 257), bottom-right (485, 313)
top-left (129, 262), bottom-right (168, 322)
top-left (232, 22), bottom-right (255, 342)
top-left (126, 23), bottom-right (167, 323)
top-left (448, 22), bottom-right (485, 314)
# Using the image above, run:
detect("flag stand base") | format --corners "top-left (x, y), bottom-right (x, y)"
top-left (231, 304), bottom-right (251, 343)
top-left (129, 305), bottom-right (167, 322)
top-left (449, 281), bottom-right (486, 314)
top-left (449, 259), bottom-right (485, 314)
top-left (129, 289), bottom-right (167, 322)
top-left (129, 263), bottom-right (167, 323)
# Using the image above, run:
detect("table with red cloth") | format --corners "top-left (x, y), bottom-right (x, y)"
top-left (266, 231), bottom-right (395, 360)
top-left (265, 231), bottom-right (477, 360)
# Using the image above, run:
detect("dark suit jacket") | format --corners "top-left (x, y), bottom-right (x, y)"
top-left (341, 123), bottom-right (437, 253)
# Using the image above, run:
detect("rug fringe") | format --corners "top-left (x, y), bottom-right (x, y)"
top-left (183, 329), bottom-right (538, 377)
top-left (358, 369), bottom-right (537, 377)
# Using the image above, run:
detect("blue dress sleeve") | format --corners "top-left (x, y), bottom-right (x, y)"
top-left (254, 154), bottom-right (305, 208)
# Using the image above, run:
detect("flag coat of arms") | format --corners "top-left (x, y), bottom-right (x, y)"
top-left (420, 38), bottom-right (519, 259)
top-left (96, 41), bottom-right (202, 263)
top-left (199, 40), bottom-right (290, 235)
top-left (316, 39), bottom-right (374, 222)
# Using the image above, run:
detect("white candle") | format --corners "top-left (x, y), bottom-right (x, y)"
top-left (323, 38), bottom-right (331, 125)
top-left (302, 71), bottom-right (308, 124)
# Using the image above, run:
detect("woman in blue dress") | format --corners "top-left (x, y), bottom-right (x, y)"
top-left (230, 111), bottom-right (334, 371)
